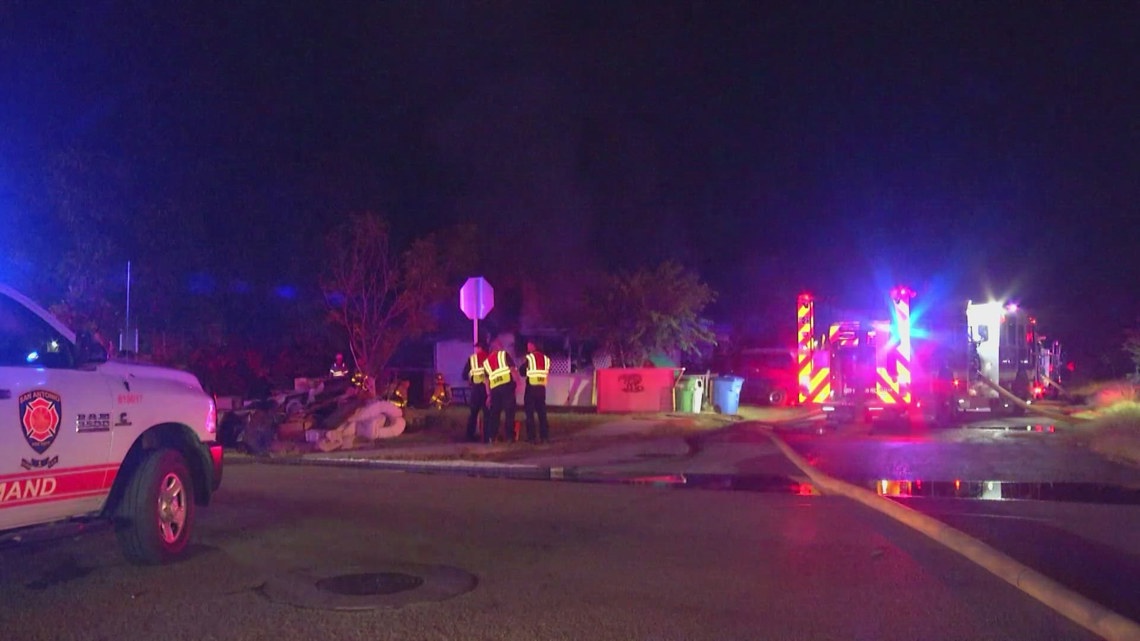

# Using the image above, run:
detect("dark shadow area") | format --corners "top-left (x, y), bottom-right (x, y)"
top-left (24, 557), bottom-right (95, 590)
top-left (570, 472), bottom-right (816, 495)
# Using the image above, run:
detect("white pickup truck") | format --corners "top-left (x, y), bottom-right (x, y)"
top-left (0, 284), bottom-right (222, 564)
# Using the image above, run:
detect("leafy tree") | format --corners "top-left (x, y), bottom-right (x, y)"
top-left (579, 261), bottom-right (717, 367)
top-left (320, 213), bottom-right (476, 386)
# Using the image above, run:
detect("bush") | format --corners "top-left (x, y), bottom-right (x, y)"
top-left (1088, 401), bottom-right (1140, 432)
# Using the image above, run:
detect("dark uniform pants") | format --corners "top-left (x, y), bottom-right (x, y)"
top-left (487, 383), bottom-right (517, 442)
top-left (466, 384), bottom-right (487, 441)
top-left (525, 384), bottom-right (549, 441)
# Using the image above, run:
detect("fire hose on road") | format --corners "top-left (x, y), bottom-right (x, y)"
top-left (975, 375), bottom-right (1087, 424)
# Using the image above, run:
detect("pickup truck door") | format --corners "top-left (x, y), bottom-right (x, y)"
top-left (0, 294), bottom-right (115, 530)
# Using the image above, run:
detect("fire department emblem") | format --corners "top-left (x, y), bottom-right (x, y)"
top-left (19, 390), bottom-right (62, 454)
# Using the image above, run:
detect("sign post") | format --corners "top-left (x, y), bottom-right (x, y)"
top-left (459, 276), bottom-right (494, 347)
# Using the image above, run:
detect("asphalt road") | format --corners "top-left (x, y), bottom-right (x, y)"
top-left (0, 462), bottom-right (1097, 641)
top-left (777, 417), bottom-right (1140, 626)
top-left (776, 417), bottom-right (1140, 485)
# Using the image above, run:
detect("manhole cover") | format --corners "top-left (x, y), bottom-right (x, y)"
top-left (260, 562), bottom-right (478, 611)
top-left (316, 572), bottom-right (424, 596)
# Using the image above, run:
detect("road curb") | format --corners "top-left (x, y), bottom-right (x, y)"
top-left (766, 431), bottom-right (1140, 641)
top-left (257, 455), bottom-right (558, 480)
top-left (252, 455), bottom-right (685, 487)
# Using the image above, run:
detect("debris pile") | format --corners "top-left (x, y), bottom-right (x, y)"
top-left (218, 378), bottom-right (406, 455)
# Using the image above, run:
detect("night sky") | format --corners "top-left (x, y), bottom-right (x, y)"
top-left (2, 2), bottom-right (1138, 372)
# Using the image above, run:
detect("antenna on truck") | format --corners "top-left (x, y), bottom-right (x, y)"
top-left (119, 261), bottom-right (139, 355)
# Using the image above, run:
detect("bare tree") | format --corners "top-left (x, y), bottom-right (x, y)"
top-left (320, 212), bottom-right (475, 386)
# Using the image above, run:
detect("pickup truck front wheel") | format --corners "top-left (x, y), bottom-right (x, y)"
top-left (115, 448), bottom-right (196, 565)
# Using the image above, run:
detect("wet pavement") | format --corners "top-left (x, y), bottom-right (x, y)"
top-left (776, 422), bottom-right (1140, 486)
top-left (773, 415), bottom-right (1140, 630)
top-left (887, 496), bottom-right (1140, 624)
top-left (871, 479), bottom-right (1140, 504)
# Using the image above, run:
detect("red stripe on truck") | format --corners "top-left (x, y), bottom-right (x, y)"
top-left (0, 464), bottom-right (119, 508)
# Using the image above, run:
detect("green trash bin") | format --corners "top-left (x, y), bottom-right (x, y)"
top-left (674, 376), bottom-right (706, 413)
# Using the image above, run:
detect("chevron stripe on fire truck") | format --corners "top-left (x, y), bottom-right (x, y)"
top-left (805, 367), bottom-right (831, 403)
top-left (797, 294), bottom-right (814, 404)
top-left (797, 355), bottom-right (812, 403)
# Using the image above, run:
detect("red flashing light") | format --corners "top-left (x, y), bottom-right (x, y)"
top-left (890, 286), bottom-right (915, 302)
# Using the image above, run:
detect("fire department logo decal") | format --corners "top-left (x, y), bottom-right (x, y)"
top-left (19, 390), bottom-right (62, 454)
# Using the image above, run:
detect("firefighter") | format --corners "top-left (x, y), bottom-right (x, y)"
top-left (462, 343), bottom-right (489, 442)
top-left (329, 353), bottom-right (349, 378)
top-left (482, 340), bottom-right (516, 444)
top-left (519, 340), bottom-right (551, 443)
top-left (429, 373), bottom-right (451, 410)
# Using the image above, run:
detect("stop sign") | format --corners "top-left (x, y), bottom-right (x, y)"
top-left (459, 277), bottom-right (494, 320)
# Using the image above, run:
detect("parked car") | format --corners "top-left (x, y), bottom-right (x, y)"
top-left (728, 348), bottom-right (798, 406)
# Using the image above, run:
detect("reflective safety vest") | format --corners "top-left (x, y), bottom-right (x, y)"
top-left (525, 352), bottom-right (550, 386)
top-left (468, 353), bottom-right (487, 384)
top-left (483, 350), bottom-right (512, 389)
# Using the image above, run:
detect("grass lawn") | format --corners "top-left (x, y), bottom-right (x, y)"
top-left (1075, 401), bottom-right (1140, 467)
top-left (400, 405), bottom-right (733, 444)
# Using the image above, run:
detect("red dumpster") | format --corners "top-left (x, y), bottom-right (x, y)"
top-left (595, 368), bottom-right (681, 413)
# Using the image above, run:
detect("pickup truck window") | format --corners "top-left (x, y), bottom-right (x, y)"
top-left (0, 294), bottom-right (75, 369)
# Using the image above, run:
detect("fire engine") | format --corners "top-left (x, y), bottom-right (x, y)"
top-left (795, 287), bottom-right (1062, 424)
top-left (796, 287), bottom-right (916, 422)
top-left (957, 300), bottom-right (1064, 413)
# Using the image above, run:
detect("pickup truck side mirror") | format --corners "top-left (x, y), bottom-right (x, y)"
top-left (75, 331), bottom-right (109, 365)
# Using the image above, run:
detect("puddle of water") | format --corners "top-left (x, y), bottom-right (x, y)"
top-left (870, 479), bottom-right (1140, 505)
top-left (963, 423), bottom-right (1058, 433)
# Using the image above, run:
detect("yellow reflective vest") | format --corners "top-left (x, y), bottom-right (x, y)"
top-left (468, 353), bottom-right (487, 384)
top-left (525, 352), bottom-right (550, 386)
top-left (483, 350), bottom-right (513, 389)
